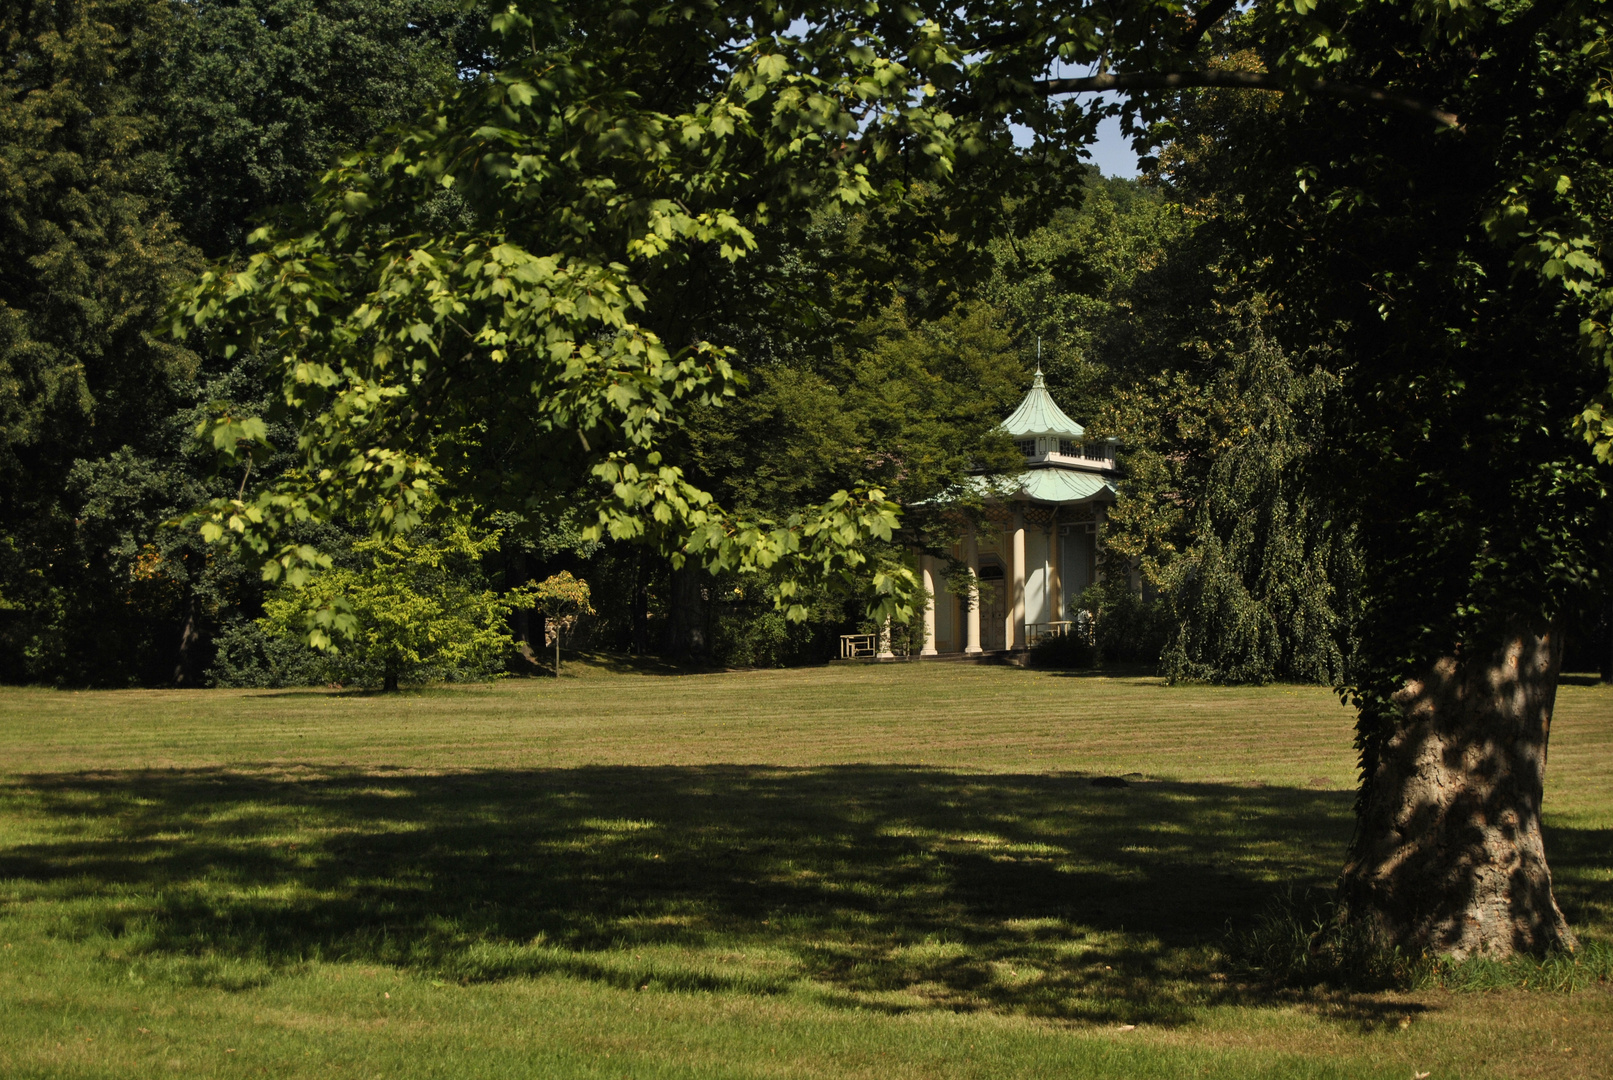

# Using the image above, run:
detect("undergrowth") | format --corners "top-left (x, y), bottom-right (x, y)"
top-left (1231, 885), bottom-right (1613, 992)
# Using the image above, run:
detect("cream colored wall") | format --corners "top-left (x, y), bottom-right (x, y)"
top-left (1025, 529), bottom-right (1050, 625)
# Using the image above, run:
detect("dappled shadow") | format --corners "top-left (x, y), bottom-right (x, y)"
top-left (1541, 819), bottom-right (1613, 936)
top-left (1340, 629), bottom-right (1588, 958)
top-left (5, 765), bottom-right (1588, 1024)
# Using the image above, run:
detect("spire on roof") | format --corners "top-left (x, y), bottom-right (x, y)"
top-left (1001, 370), bottom-right (1085, 439)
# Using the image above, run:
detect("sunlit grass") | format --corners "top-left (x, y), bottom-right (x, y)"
top-left (0, 664), bottom-right (1609, 1078)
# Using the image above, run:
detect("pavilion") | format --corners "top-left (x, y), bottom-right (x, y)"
top-left (913, 371), bottom-right (1119, 656)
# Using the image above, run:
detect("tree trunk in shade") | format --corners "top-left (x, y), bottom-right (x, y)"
top-left (506, 548), bottom-right (543, 672)
top-left (1603, 597), bottom-right (1613, 683)
top-left (1338, 620), bottom-right (1577, 958)
top-left (173, 551), bottom-right (202, 686)
top-left (663, 561), bottom-right (705, 658)
top-left (631, 548), bottom-right (651, 655)
top-left (508, 548), bottom-right (532, 650)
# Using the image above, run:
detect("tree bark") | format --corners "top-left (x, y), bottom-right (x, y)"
top-left (173, 603), bottom-right (201, 686)
top-left (506, 547), bottom-right (546, 673)
top-left (1032, 70), bottom-right (1462, 130)
top-left (383, 652), bottom-right (400, 693)
top-left (173, 551), bottom-right (202, 686)
top-left (1338, 620), bottom-right (1577, 958)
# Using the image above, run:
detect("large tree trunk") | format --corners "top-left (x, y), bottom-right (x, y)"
top-left (1338, 620), bottom-right (1577, 958)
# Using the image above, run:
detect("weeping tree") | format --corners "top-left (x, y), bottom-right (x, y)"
top-left (1152, 322), bottom-right (1359, 687)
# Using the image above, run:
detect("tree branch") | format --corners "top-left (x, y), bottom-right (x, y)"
top-left (1179, 0), bottom-right (1241, 49)
top-left (1035, 70), bottom-right (1462, 130)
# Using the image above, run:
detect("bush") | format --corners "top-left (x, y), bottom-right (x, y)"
top-left (207, 616), bottom-right (327, 688)
top-left (1027, 629), bottom-right (1096, 669)
top-left (1086, 585), bottom-right (1171, 667)
top-left (234, 522), bottom-right (528, 690)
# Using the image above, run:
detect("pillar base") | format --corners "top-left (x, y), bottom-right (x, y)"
top-left (963, 646), bottom-right (983, 656)
top-left (920, 647), bottom-right (938, 657)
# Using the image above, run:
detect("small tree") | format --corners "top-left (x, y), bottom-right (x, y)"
top-left (263, 523), bottom-right (531, 691)
top-left (531, 571), bottom-right (593, 677)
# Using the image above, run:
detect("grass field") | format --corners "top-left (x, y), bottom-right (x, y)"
top-left (1, 662), bottom-right (1609, 1079)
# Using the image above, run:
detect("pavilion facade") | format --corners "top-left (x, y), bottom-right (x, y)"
top-left (914, 371), bottom-right (1118, 656)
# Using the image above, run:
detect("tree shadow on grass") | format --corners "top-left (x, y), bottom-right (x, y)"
top-left (3, 766), bottom-right (1604, 1025)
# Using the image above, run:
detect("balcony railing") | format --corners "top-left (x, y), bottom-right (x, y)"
top-left (839, 634), bottom-right (878, 659)
top-left (1024, 621), bottom-right (1073, 646)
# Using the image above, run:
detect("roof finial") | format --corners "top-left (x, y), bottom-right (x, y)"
top-left (1033, 337), bottom-right (1045, 388)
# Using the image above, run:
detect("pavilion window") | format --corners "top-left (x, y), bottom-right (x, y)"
top-left (1059, 438), bottom-right (1079, 456)
top-left (1017, 440), bottom-right (1037, 457)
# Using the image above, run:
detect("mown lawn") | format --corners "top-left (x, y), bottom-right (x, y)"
top-left (0, 663), bottom-right (1609, 1079)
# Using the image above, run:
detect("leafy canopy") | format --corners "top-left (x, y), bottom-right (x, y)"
top-left (172, 0), bottom-right (1013, 626)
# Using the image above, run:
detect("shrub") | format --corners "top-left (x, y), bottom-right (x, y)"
top-left (1027, 629), bottom-right (1096, 669)
top-left (251, 523), bottom-right (529, 690)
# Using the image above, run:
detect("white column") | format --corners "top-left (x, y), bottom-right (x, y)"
top-left (1051, 524), bottom-right (1063, 625)
top-left (964, 523), bottom-right (982, 654)
top-left (1043, 527), bottom-right (1054, 624)
top-left (920, 557), bottom-right (938, 656)
top-left (1010, 510), bottom-right (1026, 650)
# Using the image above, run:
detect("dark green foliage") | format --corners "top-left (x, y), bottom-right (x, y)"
top-left (1072, 252), bottom-right (1357, 683)
top-left (0, 0), bottom-right (202, 680)
top-left (983, 175), bottom-right (1189, 403)
top-left (1026, 629), bottom-right (1095, 670)
top-left (207, 615), bottom-right (328, 688)
top-left (158, 0), bottom-right (476, 257)
top-left (0, 0), bottom-right (473, 683)
top-left (1088, 587), bottom-right (1171, 667)
top-left (709, 582), bottom-right (850, 668)
top-left (1157, 327), bottom-right (1358, 685)
top-left (686, 299), bottom-right (1027, 516)
top-left (1147, 3), bottom-right (1613, 762)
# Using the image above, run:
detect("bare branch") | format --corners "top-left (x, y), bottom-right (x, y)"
top-left (1034, 70), bottom-right (1462, 130)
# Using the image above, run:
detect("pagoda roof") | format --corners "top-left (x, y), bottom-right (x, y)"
top-left (971, 469), bottom-right (1117, 505)
top-left (1000, 370), bottom-right (1085, 439)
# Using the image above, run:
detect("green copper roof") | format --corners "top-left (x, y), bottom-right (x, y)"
top-left (972, 469), bottom-right (1117, 505)
top-left (1001, 370), bottom-right (1085, 439)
